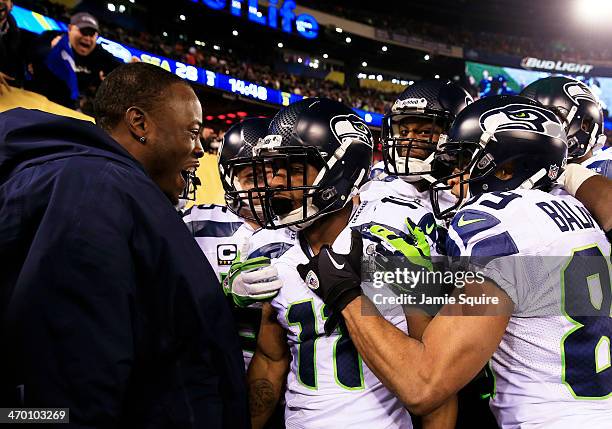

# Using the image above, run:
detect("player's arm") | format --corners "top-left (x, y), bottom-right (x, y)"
top-left (406, 313), bottom-right (457, 428)
top-left (247, 302), bottom-right (289, 429)
top-left (342, 280), bottom-right (511, 415)
top-left (576, 174), bottom-right (612, 232)
top-left (562, 163), bottom-right (612, 232)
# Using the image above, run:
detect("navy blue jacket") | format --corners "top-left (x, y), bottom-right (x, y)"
top-left (0, 109), bottom-right (248, 428)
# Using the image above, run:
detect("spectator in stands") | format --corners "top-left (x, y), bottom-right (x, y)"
top-left (0, 62), bottom-right (249, 427)
top-left (0, 0), bottom-right (27, 93)
top-left (26, 12), bottom-right (120, 109)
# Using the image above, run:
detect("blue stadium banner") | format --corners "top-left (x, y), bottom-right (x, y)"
top-left (13, 6), bottom-right (382, 126)
top-left (11, 5), bottom-right (67, 34)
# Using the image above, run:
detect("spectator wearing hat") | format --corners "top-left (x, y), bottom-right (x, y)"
top-left (26, 11), bottom-right (121, 110)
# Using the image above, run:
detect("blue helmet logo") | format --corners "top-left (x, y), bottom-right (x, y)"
top-left (479, 103), bottom-right (565, 139)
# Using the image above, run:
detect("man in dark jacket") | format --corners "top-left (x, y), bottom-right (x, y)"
top-left (0, 0), bottom-right (25, 92)
top-left (27, 11), bottom-right (121, 109)
top-left (0, 63), bottom-right (248, 428)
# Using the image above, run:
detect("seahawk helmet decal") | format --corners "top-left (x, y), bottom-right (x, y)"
top-left (479, 103), bottom-right (565, 139)
top-left (563, 80), bottom-right (600, 106)
top-left (520, 76), bottom-right (605, 159)
top-left (430, 95), bottom-right (568, 219)
top-left (330, 113), bottom-right (374, 147)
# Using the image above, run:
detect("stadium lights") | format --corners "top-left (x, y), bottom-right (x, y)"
top-left (277, 42), bottom-right (284, 48)
top-left (323, 53), bottom-right (329, 59)
top-left (213, 44), bottom-right (220, 51)
top-left (298, 57), bottom-right (303, 63)
top-left (345, 37), bottom-right (352, 43)
top-left (179, 14), bottom-right (186, 21)
top-left (575, 0), bottom-right (612, 23)
top-left (424, 54), bottom-right (430, 61)
top-left (107, 3), bottom-right (115, 12)
top-left (162, 31), bottom-right (168, 37)
top-left (232, 30), bottom-right (239, 36)
top-left (409, 80), bottom-right (414, 85)
top-left (335, 27), bottom-right (343, 33)
top-left (434, 74), bottom-right (440, 79)
top-left (129, 0), bottom-right (135, 3)
top-left (382, 45), bottom-right (388, 52)
top-left (119, 5), bottom-right (125, 13)
top-left (400, 80), bottom-right (408, 85)
top-left (376, 75), bottom-right (383, 81)
top-left (361, 61), bottom-right (368, 67)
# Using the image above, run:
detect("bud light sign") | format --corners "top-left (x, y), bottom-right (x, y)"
top-left (192, 0), bottom-right (319, 39)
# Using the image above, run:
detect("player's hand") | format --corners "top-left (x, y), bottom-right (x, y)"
top-left (558, 163), bottom-right (598, 196)
top-left (223, 256), bottom-right (282, 307)
top-left (297, 230), bottom-right (363, 335)
top-left (369, 217), bottom-right (433, 271)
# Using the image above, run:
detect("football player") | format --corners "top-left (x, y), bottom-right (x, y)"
top-left (306, 95), bottom-right (612, 428)
top-left (366, 80), bottom-right (472, 214)
top-left (183, 118), bottom-right (296, 368)
top-left (520, 76), bottom-right (611, 178)
top-left (246, 98), bottom-right (457, 429)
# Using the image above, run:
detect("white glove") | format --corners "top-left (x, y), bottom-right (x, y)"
top-left (559, 163), bottom-right (598, 196)
top-left (223, 257), bottom-right (282, 307)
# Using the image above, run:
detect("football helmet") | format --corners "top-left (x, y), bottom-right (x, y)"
top-left (218, 117), bottom-right (272, 219)
top-left (179, 171), bottom-right (201, 202)
top-left (520, 76), bottom-right (605, 160)
top-left (381, 80), bottom-right (473, 181)
top-left (430, 95), bottom-right (568, 219)
top-left (246, 98), bottom-right (373, 230)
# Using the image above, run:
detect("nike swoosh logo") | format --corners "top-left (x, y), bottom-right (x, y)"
top-left (425, 223), bottom-right (435, 235)
top-left (327, 253), bottom-right (345, 270)
top-left (457, 215), bottom-right (486, 228)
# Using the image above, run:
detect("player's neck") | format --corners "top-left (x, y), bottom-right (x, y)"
top-left (303, 203), bottom-right (354, 255)
top-left (571, 150), bottom-right (593, 165)
top-left (245, 219), bottom-right (260, 230)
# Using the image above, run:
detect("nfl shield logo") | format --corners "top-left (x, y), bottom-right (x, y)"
top-left (548, 164), bottom-right (560, 180)
top-left (305, 271), bottom-right (320, 290)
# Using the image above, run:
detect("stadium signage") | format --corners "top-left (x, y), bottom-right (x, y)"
top-left (14, 6), bottom-right (382, 126)
top-left (192, 0), bottom-right (319, 39)
top-left (520, 57), bottom-right (594, 74)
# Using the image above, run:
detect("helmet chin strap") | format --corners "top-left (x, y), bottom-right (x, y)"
top-left (518, 168), bottom-right (547, 190)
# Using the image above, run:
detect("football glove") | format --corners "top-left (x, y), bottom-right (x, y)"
top-left (223, 256), bottom-right (282, 308)
top-left (369, 217), bottom-right (433, 272)
top-left (297, 230), bottom-right (363, 335)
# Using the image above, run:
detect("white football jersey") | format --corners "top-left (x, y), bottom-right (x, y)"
top-left (270, 192), bottom-right (442, 428)
top-left (582, 146), bottom-right (612, 179)
top-left (447, 189), bottom-right (612, 429)
top-left (366, 160), bottom-right (457, 213)
top-left (182, 204), bottom-right (253, 282)
top-left (183, 204), bottom-right (297, 368)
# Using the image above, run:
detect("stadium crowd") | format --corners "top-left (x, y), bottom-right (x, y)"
top-left (307, 1), bottom-right (612, 63)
